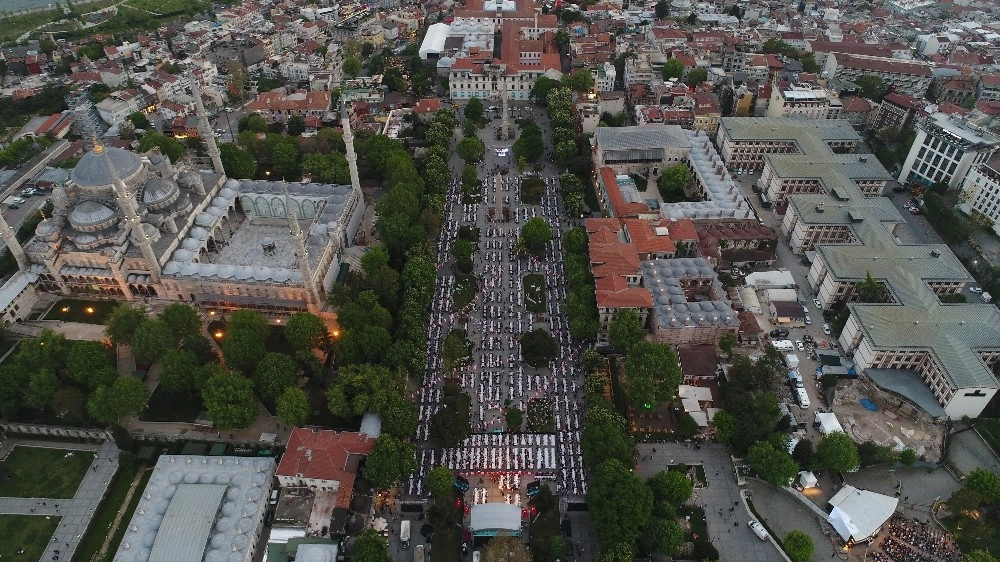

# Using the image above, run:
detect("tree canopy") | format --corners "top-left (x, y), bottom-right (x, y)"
top-left (202, 370), bottom-right (258, 429)
top-left (747, 441), bottom-right (798, 486)
top-left (87, 375), bottom-right (150, 423)
top-left (104, 304), bottom-right (148, 346)
top-left (657, 164), bottom-right (693, 203)
top-left (582, 404), bottom-right (635, 468)
top-left (816, 431), bottom-right (860, 472)
top-left (587, 459), bottom-right (653, 551)
top-left (661, 58), bottom-right (684, 80)
top-left (220, 143), bottom-right (257, 179)
top-left (784, 531), bottom-right (814, 562)
top-left (222, 309), bottom-right (271, 375)
top-left (624, 341), bottom-right (681, 409)
top-left (284, 312), bottom-right (328, 351)
top-left (276, 386), bottom-right (309, 427)
top-left (608, 309), bottom-right (645, 353)
top-left (520, 217), bottom-right (553, 256)
top-left (352, 529), bottom-right (393, 562)
top-left (362, 434), bottom-right (416, 490)
top-left (521, 329), bottom-right (558, 367)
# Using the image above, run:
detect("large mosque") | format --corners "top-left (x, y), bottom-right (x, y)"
top-left (1, 76), bottom-right (364, 320)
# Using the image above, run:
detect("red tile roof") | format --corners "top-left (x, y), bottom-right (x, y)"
top-left (622, 218), bottom-right (676, 256)
top-left (277, 428), bottom-right (374, 508)
top-left (598, 167), bottom-right (649, 218)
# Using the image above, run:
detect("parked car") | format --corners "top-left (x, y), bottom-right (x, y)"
top-left (813, 298), bottom-right (822, 309)
top-left (770, 328), bottom-right (789, 338)
top-left (804, 315), bottom-right (812, 325)
top-left (795, 340), bottom-right (805, 351)
top-left (822, 323), bottom-right (831, 335)
top-left (970, 286), bottom-right (983, 294)
top-left (748, 520), bottom-right (769, 541)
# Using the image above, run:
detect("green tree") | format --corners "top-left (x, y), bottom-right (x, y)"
top-left (362, 434), bottom-right (416, 489)
top-left (520, 217), bottom-right (552, 256)
top-left (608, 309), bottom-right (645, 353)
top-left (284, 312), bottom-right (328, 351)
top-left (686, 67), bottom-right (708, 86)
top-left (427, 465), bottom-right (454, 503)
top-left (640, 518), bottom-right (684, 556)
top-left (792, 439), bottom-right (815, 469)
top-left (855, 271), bottom-right (886, 303)
top-left (105, 304), bottom-right (148, 346)
top-left (222, 309), bottom-right (271, 375)
top-left (712, 409), bottom-right (737, 444)
top-left (87, 375), bottom-right (150, 423)
top-left (271, 140), bottom-right (301, 180)
top-left (441, 329), bottom-right (469, 372)
top-left (67, 340), bottom-right (114, 388)
top-left (964, 550), bottom-right (999, 562)
top-left (747, 441), bottom-right (799, 486)
top-left (800, 52), bottom-right (820, 73)
top-left (128, 111), bottom-right (151, 130)
top-left (342, 56), bottom-right (362, 78)
top-left (554, 139), bottom-right (578, 167)
top-left (219, 143), bottom-right (257, 179)
top-left (553, 29), bottom-right (570, 49)
top-left (855, 75), bottom-right (887, 100)
top-left (202, 370), bottom-right (258, 429)
top-left (25, 369), bottom-right (59, 410)
top-left (647, 470), bottom-right (693, 508)
top-left (352, 529), bottom-right (392, 562)
top-left (513, 129), bottom-right (544, 162)
top-left (286, 114), bottom-right (305, 136)
top-left (520, 329), bottom-right (558, 367)
top-left (587, 459), bottom-right (653, 550)
top-left (430, 404), bottom-right (469, 447)
top-left (505, 407), bottom-right (523, 430)
top-left (582, 405), bottom-right (635, 467)
top-left (464, 97), bottom-right (484, 121)
top-left (784, 531), bottom-right (814, 562)
top-left (898, 448), bottom-right (917, 466)
top-left (655, 0), bottom-right (670, 18)
top-left (662, 58), bottom-right (684, 80)
top-left (326, 363), bottom-right (403, 418)
top-left (624, 341), bottom-right (681, 408)
top-left (816, 431), bottom-right (860, 472)
top-left (158, 349), bottom-right (208, 395)
top-left (457, 136), bottom-right (485, 163)
top-left (132, 319), bottom-right (175, 365)
top-left (719, 331), bottom-right (737, 354)
top-left (530, 76), bottom-right (559, 103)
top-left (657, 163), bottom-right (692, 203)
top-left (138, 132), bottom-right (185, 163)
top-left (275, 386), bottom-right (309, 426)
top-left (160, 303), bottom-right (203, 345)
top-left (563, 69), bottom-right (595, 92)
top-left (239, 113), bottom-right (268, 133)
top-left (964, 468), bottom-right (1000, 502)
top-left (254, 352), bottom-right (299, 403)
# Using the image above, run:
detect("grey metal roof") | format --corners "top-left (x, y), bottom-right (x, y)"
top-left (113, 455), bottom-right (275, 562)
top-left (720, 117), bottom-right (862, 145)
top-left (148, 483), bottom-right (227, 562)
top-left (788, 194), bottom-right (902, 226)
top-left (641, 258), bottom-right (741, 329)
top-left (70, 146), bottom-right (143, 188)
top-left (765, 154), bottom-right (892, 183)
top-left (866, 368), bottom-right (947, 418)
top-left (593, 124), bottom-right (692, 151)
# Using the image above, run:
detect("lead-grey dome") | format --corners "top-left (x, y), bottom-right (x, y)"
top-left (71, 146), bottom-right (143, 188)
top-left (142, 178), bottom-right (179, 208)
top-left (69, 200), bottom-right (118, 231)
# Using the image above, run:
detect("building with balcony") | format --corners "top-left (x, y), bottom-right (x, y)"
top-left (765, 82), bottom-right (832, 119)
top-left (959, 162), bottom-right (1000, 235)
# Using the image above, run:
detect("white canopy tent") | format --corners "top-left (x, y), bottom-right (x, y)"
top-left (815, 411), bottom-right (845, 435)
top-left (799, 471), bottom-right (818, 488)
top-left (827, 485), bottom-right (898, 543)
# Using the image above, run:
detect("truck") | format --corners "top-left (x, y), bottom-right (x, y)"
top-left (784, 353), bottom-right (799, 369)
top-left (414, 545), bottom-right (425, 562)
top-left (771, 339), bottom-right (794, 352)
top-left (401, 520), bottom-right (411, 549)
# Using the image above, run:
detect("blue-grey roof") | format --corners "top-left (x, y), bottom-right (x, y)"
top-left (70, 146), bottom-right (143, 187)
top-left (866, 368), bottom-right (947, 418)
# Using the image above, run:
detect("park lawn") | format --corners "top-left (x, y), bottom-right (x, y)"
top-left (0, 515), bottom-right (60, 560)
top-left (92, 468), bottom-right (153, 562)
top-left (452, 275), bottom-right (479, 311)
top-left (0, 447), bottom-right (95, 499)
top-left (523, 274), bottom-right (546, 313)
top-left (42, 299), bottom-right (118, 324)
top-left (139, 387), bottom-right (204, 423)
top-left (974, 418), bottom-right (1000, 457)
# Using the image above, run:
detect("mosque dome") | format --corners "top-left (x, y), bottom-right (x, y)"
top-left (70, 145), bottom-right (143, 189)
top-left (69, 200), bottom-right (118, 232)
top-left (34, 218), bottom-right (60, 239)
top-left (142, 178), bottom-right (180, 209)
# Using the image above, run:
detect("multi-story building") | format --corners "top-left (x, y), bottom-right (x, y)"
top-left (898, 112), bottom-right (1000, 188)
top-left (960, 162), bottom-right (1000, 235)
top-left (716, 117), bottom-right (863, 172)
top-left (593, 62), bottom-right (616, 93)
top-left (765, 82), bottom-right (832, 119)
top-left (95, 90), bottom-right (146, 127)
top-left (839, 96), bottom-right (874, 131)
top-left (591, 125), bottom-right (755, 221)
top-left (810, 221), bottom-right (998, 420)
top-left (642, 257), bottom-right (740, 346)
top-left (870, 92), bottom-right (925, 134)
top-left (586, 218), bottom-right (655, 343)
top-left (887, 0), bottom-right (935, 11)
top-left (976, 73), bottom-right (1000, 103)
top-left (828, 53), bottom-right (933, 97)
top-left (246, 91), bottom-right (332, 123)
top-left (624, 53), bottom-right (655, 90)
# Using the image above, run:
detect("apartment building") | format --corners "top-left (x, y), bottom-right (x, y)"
top-left (716, 117), bottom-right (863, 172)
top-left (828, 53), bottom-right (932, 97)
top-left (898, 112), bottom-right (1000, 188)
top-left (976, 73), bottom-right (1000, 103)
top-left (960, 162), bottom-right (1000, 235)
top-left (765, 82), bottom-right (832, 119)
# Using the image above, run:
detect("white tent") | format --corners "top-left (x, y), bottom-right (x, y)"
top-left (827, 485), bottom-right (898, 543)
top-left (814, 411), bottom-right (845, 435)
top-left (678, 385), bottom-right (712, 402)
top-left (799, 471), bottom-right (818, 488)
top-left (689, 411), bottom-right (709, 427)
top-left (681, 398), bottom-right (702, 412)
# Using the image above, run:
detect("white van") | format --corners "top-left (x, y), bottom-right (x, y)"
top-left (772, 339), bottom-right (794, 352)
top-left (748, 520), bottom-right (769, 541)
top-left (401, 520), bottom-right (411, 549)
top-left (795, 388), bottom-right (811, 409)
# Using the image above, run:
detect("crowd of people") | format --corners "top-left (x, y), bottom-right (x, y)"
top-left (870, 515), bottom-right (962, 562)
top-left (405, 148), bottom-right (587, 499)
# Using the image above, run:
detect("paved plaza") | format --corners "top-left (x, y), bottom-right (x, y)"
top-left (637, 442), bottom-right (783, 562)
top-left (0, 438), bottom-right (119, 562)
top-left (407, 109), bottom-right (587, 504)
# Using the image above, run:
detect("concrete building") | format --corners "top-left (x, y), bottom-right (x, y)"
top-left (811, 221), bottom-right (999, 419)
top-left (112, 455), bottom-right (276, 562)
top-left (641, 257), bottom-right (740, 346)
top-left (959, 162), bottom-right (1000, 235)
top-left (765, 82), bottom-right (832, 119)
top-left (275, 428), bottom-right (374, 507)
top-left (827, 53), bottom-right (933, 97)
top-left (591, 125), bottom-right (755, 221)
top-left (717, 117), bottom-right (863, 173)
top-left (897, 112), bottom-right (1000, 189)
top-left (593, 62), bottom-right (617, 93)
top-left (870, 92), bottom-right (926, 135)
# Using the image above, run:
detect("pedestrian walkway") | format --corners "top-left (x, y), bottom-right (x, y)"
top-left (637, 442), bottom-right (782, 562)
top-left (0, 439), bottom-right (120, 562)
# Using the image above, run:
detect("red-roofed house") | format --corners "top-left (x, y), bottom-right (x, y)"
top-left (595, 167), bottom-right (657, 219)
top-left (585, 218), bottom-right (654, 342)
top-left (277, 428), bottom-right (374, 509)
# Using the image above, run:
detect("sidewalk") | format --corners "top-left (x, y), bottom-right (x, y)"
top-left (0, 439), bottom-right (120, 562)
